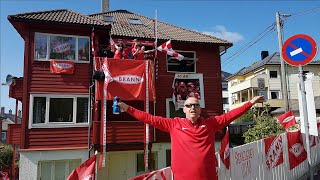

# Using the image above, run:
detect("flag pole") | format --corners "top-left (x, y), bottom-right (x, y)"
top-left (145, 60), bottom-right (150, 171)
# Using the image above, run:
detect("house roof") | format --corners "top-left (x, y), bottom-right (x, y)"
top-left (89, 10), bottom-right (233, 46)
top-left (271, 96), bottom-right (320, 114)
top-left (7, 9), bottom-right (111, 29)
top-left (226, 52), bottom-right (320, 80)
top-left (221, 71), bottom-right (232, 82)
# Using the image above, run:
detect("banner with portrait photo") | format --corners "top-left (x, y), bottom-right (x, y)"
top-left (172, 73), bottom-right (205, 110)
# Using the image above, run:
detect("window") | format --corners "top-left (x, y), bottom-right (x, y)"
top-left (34, 33), bottom-right (90, 62)
top-left (223, 98), bottom-right (229, 104)
top-left (222, 83), bottom-right (228, 91)
top-left (103, 16), bottom-right (114, 22)
top-left (129, 18), bottom-right (143, 25)
top-left (167, 51), bottom-right (196, 73)
top-left (270, 91), bottom-right (280, 99)
top-left (136, 152), bottom-right (158, 173)
top-left (1, 132), bottom-right (6, 142)
top-left (269, 71), bottom-right (278, 78)
top-left (38, 159), bottom-right (81, 180)
top-left (166, 99), bottom-right (185, 118)
top-left (30, 94), bottom-right (89, 127)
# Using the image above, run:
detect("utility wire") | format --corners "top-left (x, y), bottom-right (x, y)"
top-left (221, 22), bottom-right (276, 67)
top-left (286, 6), bottom-right (320, 18)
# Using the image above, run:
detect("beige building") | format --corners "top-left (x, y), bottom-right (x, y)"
top-left (226, 52), bottom-right (320, 111)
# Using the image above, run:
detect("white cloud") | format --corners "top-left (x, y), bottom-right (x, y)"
top-left (201, 25), bottom-right (244, 43)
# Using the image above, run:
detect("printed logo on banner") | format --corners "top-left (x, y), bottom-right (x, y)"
top-left (264, 135), bottom-right (284, 170)
top-left (112, 75), bottom-right (144, 84)
top-left (286, 131), bottom-right (307, 170)
top-left (50, 60), bottom-right (74, 74)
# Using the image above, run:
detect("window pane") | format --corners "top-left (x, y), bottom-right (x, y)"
top-left (271, 92), bottom-right (279, 99)
top-left (270, 71), bottom-right (277, 78)
top-left (33, 97), bottom-right (46, 124)
top-left (136, 153), bottom-right (157, 173)
top-left (50, 35), bottom-right (76, 60)
top-left (69, 159), bottom-right (81, 173)
top-left (39, 162), bottom-right (52, 180)
top-left (169, 101), bottom-right (185, 118)
top-left (35, 33), bottom-right (48, 59)
top-left (55, 161), bottom-right (66, 180)
top-left (166, 150), bottom-right (171, 167)
top-left (77, 97), bottom-right (89, 123)
top-left (78, 38), bottom-right (90, 61)
top-left (49, 98), bottom-right (73, 122)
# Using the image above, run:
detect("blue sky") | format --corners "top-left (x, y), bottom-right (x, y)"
top-left (1, 0), bottom-right (319, 112)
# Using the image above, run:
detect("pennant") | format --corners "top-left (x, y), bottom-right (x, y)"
top-left (276, 110), bottom-right (296, 129)
top-left (67, 155), bottom-right (96, 180)
top-left (128, 167), bottom-right (172, 180)
top-left (157, 40), bottom-right (184, 60)
top-left (50, 60), bottom-right (74, 74)
top-left (286, 131), bottom-right (307, 170)
top-left (219, 129), bottom-right (230, 169)
top-left (264, 134), bottom-right (284, 170)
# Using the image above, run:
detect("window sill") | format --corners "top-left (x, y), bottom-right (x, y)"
top-left (29, 123), bottom-right (89, 129)
top-left (34, 59), bottom-right (90, 64)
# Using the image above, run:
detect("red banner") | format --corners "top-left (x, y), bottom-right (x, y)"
top-left (276, 110), bottom-right (296, 129)
top-left (219, 129), bottom-right (230, 169)
top-left (286, 131), bottom-right (307, 170)
top-left (50, 60), bottom-right (74, 74)
top-left (95, 58), bottom-right (155, 101)
top-left (264, 134), bottom-right (284, 170)
top-left (67, 155), bottom-right (96, 180)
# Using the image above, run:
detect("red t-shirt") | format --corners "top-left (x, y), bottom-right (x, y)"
top-left (127, 102), bottom-right (252, 180)
top-left (136, 50), bottom-right (145, 60)
top-left (113, 49), bottom-right (123, 59)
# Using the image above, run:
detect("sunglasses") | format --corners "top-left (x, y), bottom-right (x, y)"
top-left (184, 104), bottom-right (200, 108)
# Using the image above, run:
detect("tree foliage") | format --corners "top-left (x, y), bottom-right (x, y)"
top-left (0, 144), bottom-right (13, 170)
top-left (234, 109), bottom-right (254, 123)
top-left (243, 115), bottom-right (284, 143)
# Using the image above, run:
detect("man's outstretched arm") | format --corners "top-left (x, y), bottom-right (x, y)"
top-left (118, 102), bottom-right (174, 132)
top-left (213, 96), bottom-right (264, 129)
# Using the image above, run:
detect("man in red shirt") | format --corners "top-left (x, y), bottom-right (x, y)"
top-left (118, 96), bottom-right (264, 180)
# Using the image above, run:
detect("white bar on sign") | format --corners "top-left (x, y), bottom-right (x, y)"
top-left (290, 48), bottom-right (303, 56)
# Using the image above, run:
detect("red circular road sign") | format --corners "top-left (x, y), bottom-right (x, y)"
top-left (282, 34), bottom-right (317, 66)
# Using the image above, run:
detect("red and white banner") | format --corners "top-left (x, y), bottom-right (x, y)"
top-left (128, 167), bottom-right (172, 180)
top-left (50, 60), bottom-right (74, 74)
top-left (264, 134), bottom-right (284, 170)
top-left (276, 110), bottom-right (296, 129)
top-left (286, 131), bottom-right (307, 170)
top-left (94, 58), bottom-right (155, 101)
top-left (67, 155), bottom-right (96, 180)
top-left (219, 129), bottom-right (230, 169)
top-left (157, 40), bottom-right (184, 60)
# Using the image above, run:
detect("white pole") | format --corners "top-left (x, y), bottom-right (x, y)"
top-left (145, 60), bottom-right (150, 171)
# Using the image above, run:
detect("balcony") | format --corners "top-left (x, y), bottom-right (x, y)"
top-left (229, 74), bottom-right (269, 93)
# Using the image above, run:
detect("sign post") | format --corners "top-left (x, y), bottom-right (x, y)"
top-left (282, 34), bottom-right (317, 180)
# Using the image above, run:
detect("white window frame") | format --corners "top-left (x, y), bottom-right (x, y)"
top-left (29, 94), bottom-right (89, 128)
top-left (38, 159), bottom-right (81, 180)
top-left (270, 90), bottom-right (281, 99)
top-left (1, 132), bottom-right (6, 141)
top-left (166, 50), bottom-right (196, 73)
top-left (34, 32), bottom-right (90, 63)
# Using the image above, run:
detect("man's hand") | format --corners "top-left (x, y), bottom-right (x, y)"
top-left (118, 102), bottom-right (129, 112)
top-left (250, 96), bottom-right (264, 105)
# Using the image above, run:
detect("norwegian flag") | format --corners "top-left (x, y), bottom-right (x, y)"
top-left (276, 110), bottom-right (297, 129)
top-left (128, 167), bottom-right (172, 180)
top-left (219, 129), bottom-right (230, 169)
top-left (157, 40), bottom-right (184, 60)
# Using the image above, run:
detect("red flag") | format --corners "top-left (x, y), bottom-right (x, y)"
top-left (128, 167), bottom-right (172, 180)
top-left (0, 172), bottom-right (9, 180)
top-left (95, 58), bottom-right (155, 101)
top-left (264, 134), bottom-right (284, 170)
top-left (67, 155), bottom-right (96, 180)
top-left (286, 131), bottom-right (307, 170)
top-left (50, 60), bottom-right (74, 74)
top-left (219, 129), bottom-right (230, 169)
top-left (157, 40), bottom-right (184, 60)
top-left (276, 110), bottom-right (296, 129)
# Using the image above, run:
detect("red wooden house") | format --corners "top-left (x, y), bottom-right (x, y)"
top-left (6, 9), bottom-right (232, 179)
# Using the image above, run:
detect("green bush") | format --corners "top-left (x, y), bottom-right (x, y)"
top-left (243, 115), bottom-right (284, 143)
top-left (0, 144), bottom-right (13, 170)
top-left (234, 109), bottom-right (254, 123)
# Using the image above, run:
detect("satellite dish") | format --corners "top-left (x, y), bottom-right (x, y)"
top-left (5, 74), bottom-right (15, 85)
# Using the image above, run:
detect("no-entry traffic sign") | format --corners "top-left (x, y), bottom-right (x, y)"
top-left (282, 34), bottom-right (317, 66)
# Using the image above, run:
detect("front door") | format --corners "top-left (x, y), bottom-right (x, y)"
top-left (107, 153), bottom-right (128, 180)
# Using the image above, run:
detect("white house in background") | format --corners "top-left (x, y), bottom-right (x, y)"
top-left (1, 107), bottom-right (21, 144)
top-left (221, 71), bottom-right (232, 112)
top-left (226, 51), bottom-right (320, 111)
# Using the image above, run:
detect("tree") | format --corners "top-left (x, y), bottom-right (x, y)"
top-left (243, 115), bottom-right (284, 143)
top-left (0, 144), bottom-right (13, 171)
top-left (233, 109), bottom-right (255, 123)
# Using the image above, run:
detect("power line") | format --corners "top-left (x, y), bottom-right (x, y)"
top-left (221, 22), bottom-right (276, 67)
top-left (287, 6), bottom-right (320, 18)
